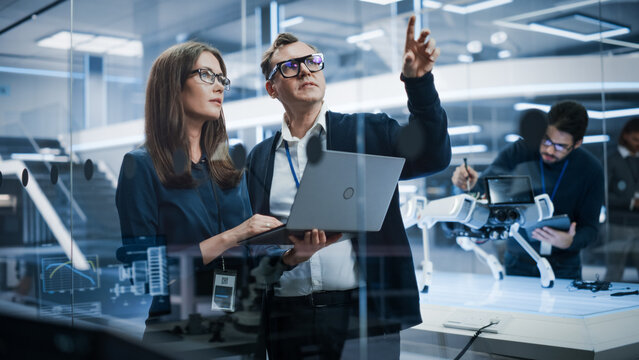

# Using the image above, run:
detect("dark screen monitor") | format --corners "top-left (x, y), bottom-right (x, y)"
top-left (485, 176), bottom-right (535, 205)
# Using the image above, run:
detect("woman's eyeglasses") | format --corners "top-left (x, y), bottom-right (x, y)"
top-left (190, 69), bottom-right (231, 91)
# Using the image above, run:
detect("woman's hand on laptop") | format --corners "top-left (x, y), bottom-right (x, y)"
top-left (235, 214), bottom-right (283, 241)
top-left (283, 230), bottom-right (342, 266)
top-left (200, 214), bottom-right (282, 265)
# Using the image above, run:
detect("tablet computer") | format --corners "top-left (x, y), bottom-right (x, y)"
top-left (524, 214), bottom-right (570, 239)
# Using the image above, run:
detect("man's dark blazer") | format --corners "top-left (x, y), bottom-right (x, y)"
top-left (245, 72), bottom-right (451, 332)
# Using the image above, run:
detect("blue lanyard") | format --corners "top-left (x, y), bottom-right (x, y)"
top-left (539, 157), bottom-right (569, 201)
top-left (283, 140), bottom-right (300, 189)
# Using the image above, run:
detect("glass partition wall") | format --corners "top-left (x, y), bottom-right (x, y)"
top-left (1, 0), bottom-right (638, 359)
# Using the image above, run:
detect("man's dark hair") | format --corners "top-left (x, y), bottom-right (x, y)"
top-left (548, 100), bottom-right (588, 143)
top-left (619, 117), bottom-right (639, 147)
top-left (260, 33), bottom-right (319, 80)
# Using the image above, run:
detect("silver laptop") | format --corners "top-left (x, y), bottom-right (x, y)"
top-left (239, 150), bottom-right (405, 245)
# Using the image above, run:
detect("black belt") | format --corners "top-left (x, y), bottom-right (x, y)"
top-left (272, 288), bottom-right (358, 308)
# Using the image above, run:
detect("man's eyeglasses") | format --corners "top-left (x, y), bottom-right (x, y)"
top-left (267, 53), bottom-right (324, 80)
top-left (190, 69), bottom-right (231, 91)
top-left (541, 135), bottom-right (573, 152)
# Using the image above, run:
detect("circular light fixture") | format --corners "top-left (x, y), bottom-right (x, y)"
top-left (458, 54), bottom-right (473, 63)
top-left (466, 40), bottom-right (483, 54)
top-left (491, 31), bottom-right (508, 45)
top-left (498, 50), bottom-right (512, 59)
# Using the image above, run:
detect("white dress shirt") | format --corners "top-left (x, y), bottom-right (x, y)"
top-left (270, 103), bottom-right (359, 297)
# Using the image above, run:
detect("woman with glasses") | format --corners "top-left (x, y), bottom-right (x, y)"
top-left (452, 100), bottom-right (604, 280)
top-left (115, 41), bottom-right (281, 344)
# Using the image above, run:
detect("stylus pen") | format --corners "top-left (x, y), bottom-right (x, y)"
top-left (611, 290), bottom-right (639, 296)
top-left (463, 157), bottom-right (471, 192)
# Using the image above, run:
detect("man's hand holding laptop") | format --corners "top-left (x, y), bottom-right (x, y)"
top-left (282, 230), bottom-right (342, 266)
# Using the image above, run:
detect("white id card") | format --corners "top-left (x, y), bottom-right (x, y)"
top-left (212, 269), bottom-right (237, 312)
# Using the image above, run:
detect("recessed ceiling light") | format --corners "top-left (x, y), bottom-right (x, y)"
top-left (588, 108), bottom-right (639, 119)
top-left (448, 125), bottom-right (482, 135)
top-left (443, 0), bottom-right (512, 15)
top-left (503, 133), bottom-right (609, 143)
top-left (107, 40), bottom-right (143, 57)
top-left (423, 0), bottom-right (442, 9)
top-left (452, 144), bottom-right (488, 154)
top-left (493, 1), bottom-right (639, 50)
top-left (75, 35), bottom-right (128, 53)
top-left (280, 16), bottom-right (304, 28)
top-left (528, 13), bottom-right (630, 42)
top-left (360, 0), bottom-right (400, 5)
top-left (582, 135), bottom-right (610, 144)
top-left (490, 31), bottom-right (508, 45)
top-left (347, 29), bottom-right (385, 43)
top-left (498, 49), bottom-right (511, 59)
top-left (466, 40), bottom-right (483, 54)
top-left (514, 102), bottom-right (639, 119)
top-left (458, 54), bottom-right (473, 63)
top-left (504, 134), bottom-right (522, 142)
top-left (514, 103), bottom-right (551, 112)
top-left (37, 31), bottom-right (94, 49)
top-left (528, 23), bottom-right (629, 42)
top-left (37, 31), bottom-right (142, 57)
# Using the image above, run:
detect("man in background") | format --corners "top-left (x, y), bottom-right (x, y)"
top-left (452, 100), bottom-right (604, 280)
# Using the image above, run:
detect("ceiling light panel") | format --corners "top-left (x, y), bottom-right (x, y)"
top-left (443, 0), bottom-right (512, 15)
top-left (359, 0), bottom-right (400, 5)
top-left (452, 144), bottom-right (488, 154)
top-left (74, 35), bottom-right (128, 53)
top-left (497, 50), bottom-right (511, 59)
top-left (280, 16), bottom-right (304, 28)
top-left (346, 29), bottom-right (385, 43)
top-left (36, 31), bottom-right (95, 49)
top-left (529, 13), bottom-right (630, 42)
top-left (37, 31), bottom-right (143, 57)
top-left (106, 40), bottom-right (143, 57)
top-left (490, 31), bottom-right (508, 45)
top-left (448, 125), bottom-right (482, 136)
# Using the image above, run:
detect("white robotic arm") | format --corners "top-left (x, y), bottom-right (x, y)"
top-left (407, 190), bottom-right (556, 288)
top-left (402, 195), bottom-right (433, 292)
top-left (419, 193), bottom-right (489, 230)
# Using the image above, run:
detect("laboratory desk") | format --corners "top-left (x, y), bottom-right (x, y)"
top-left (142, 313), bottom-right (261, 359)
top-left (407, 271), bottom-right (639, 359)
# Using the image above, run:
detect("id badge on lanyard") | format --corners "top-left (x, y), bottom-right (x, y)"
top-left (201, 179), bottom-right (238, 312)
top-left (212, 268), bottom-right (237, 312)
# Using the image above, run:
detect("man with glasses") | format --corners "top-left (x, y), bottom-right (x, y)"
top-left (452, 100), bottom-right (604, 280)
top-left (246, 15), bottom-right (450, 359)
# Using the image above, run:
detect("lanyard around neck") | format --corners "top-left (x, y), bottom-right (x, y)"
top-left (283, 140), bottom-right (300, 189)
top-left (539, 156), bottom-right (569, 201)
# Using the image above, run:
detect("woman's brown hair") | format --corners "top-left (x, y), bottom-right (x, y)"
top-left (145, 41), bottom-right (242, 189)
